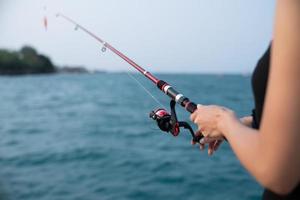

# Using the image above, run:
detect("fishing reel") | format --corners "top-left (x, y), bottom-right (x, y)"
top-left (149, 100), bottom-right (203, 143)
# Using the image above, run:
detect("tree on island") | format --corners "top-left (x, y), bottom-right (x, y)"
top-left (0, 46), bottom-right (56, 75)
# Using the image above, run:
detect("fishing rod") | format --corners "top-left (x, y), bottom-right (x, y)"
top-left (56, 13), bottom-right (203, 143)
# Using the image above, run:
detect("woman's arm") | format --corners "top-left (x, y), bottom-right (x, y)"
top-left (191, 0), bottom-right (300, 195)
top-left (254, 0), bottom-right (300, 193)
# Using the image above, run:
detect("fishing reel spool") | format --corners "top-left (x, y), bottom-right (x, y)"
top-left (149, 100), bottom-right (203, 143)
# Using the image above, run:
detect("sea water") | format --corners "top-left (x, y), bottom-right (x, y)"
top-left (0, 73), bottom-right (262, 200)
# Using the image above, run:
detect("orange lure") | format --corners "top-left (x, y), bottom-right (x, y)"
top-left (43, 16), bottom-right (48, 31)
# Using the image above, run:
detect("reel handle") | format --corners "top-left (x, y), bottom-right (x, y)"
top-left (192, 134), bottom-right (204, 143)
top-left (150, 100), bottom-right (205, 143)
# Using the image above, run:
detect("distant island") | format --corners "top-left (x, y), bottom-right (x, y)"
top-left (0, 46), bottom-right (101, 75)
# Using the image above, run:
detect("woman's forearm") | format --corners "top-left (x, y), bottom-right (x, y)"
top-left (220, 114), bottom-right (266, 186)
top-left (220, 111), bottom-right (299, 194)
top-left (221, 115), bottom-right (294, 194)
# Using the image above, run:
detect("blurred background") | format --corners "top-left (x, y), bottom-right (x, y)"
top-left (0, 0), bottom-right (274, 199)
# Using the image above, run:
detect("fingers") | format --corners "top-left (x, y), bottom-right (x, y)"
top-left (213, 140), bottom-right (223, 151)
top-left (208, 140), bottom-right (222, 156)
top-left (190, 112), bottom-right (197, 123)
top-left (191, 139), bottom-right (205, 150)
top-left (200, 137), bottom-right (217, 144)
top-left (192, 134), bottom-right (220, 146)
top-left (189, 104), bottom-right (203, 123)
top-left (191, 130), bottom-right (203, 145)
top-left (191, 136), bottom-right (224, 156)
top-left (208, 142), bottom-right (214, 156)
top-left (200, 143), bottom-right (205, 150)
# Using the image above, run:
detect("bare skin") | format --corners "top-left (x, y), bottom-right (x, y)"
top-left (190, 0), bottom-right (300, 195)
top-left (191, 116), bottom-right (253, 155)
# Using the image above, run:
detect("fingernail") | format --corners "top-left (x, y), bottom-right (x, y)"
top-left (200, 138), bottom-right (205, 144)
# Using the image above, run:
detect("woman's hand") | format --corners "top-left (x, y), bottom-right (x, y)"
top-left (190, 105), bottom-right (240, 155)
top-left (190, 105), bottom-right (237, 138)
top-left (191, 115), bottom-right (253, 155)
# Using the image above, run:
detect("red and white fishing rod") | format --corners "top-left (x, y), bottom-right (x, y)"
top-left (56, 13), bottom-right (202, 142)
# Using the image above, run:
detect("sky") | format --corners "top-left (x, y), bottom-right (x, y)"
top-left (0, 0), bottom-right (275, 73)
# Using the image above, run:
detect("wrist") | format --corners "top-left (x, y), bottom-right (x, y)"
top-left (218, 109), bottom-right (239, 138)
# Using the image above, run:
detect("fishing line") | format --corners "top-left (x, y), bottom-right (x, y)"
top-left (125, 71), bottom-right (166, 109)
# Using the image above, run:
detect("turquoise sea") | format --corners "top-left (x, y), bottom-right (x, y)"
top-left (0, 73), bottom-right (262, 200)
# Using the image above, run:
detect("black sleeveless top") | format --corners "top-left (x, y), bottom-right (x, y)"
top-left (252, 45), bottom-right (300, 199)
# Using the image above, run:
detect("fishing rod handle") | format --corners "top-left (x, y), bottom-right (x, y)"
top-left (185, 101), bottom-right (198, 113)
top-left (157, 80), bottom-right (198, 113)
